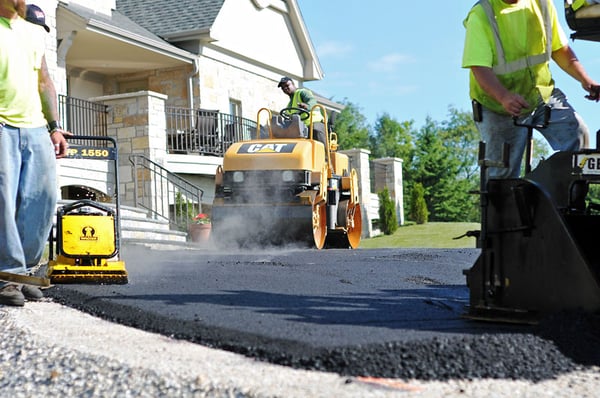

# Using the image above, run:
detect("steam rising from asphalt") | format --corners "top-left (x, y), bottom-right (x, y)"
top-left (208, 208), bottom-right (313, 253)
top-left (206, 126), bottom-right (316, 253)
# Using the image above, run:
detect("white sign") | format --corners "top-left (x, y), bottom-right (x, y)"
top-left (574, 153), bottom-right (600, 175)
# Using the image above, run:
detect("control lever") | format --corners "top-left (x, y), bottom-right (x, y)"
top-left (513, 105), bottom-right (551, 174)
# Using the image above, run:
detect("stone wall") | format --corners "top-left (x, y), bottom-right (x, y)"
top-left (88, 91), bottom-right (168, 209)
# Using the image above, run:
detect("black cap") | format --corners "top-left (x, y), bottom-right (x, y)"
top-left (277, 76), bottom-right (292, 88)
top-left (26, 4), bottom-right (50, 33)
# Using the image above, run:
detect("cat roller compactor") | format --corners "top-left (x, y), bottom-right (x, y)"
top-left (212, 105), bottom-right (362, 249)
top-left (47, 136), bottom-right (128, 284)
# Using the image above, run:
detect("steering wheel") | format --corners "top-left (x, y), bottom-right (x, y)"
top-left (280, 107), bottom-right (310, 121)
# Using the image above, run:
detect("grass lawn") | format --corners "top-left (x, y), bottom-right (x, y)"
top-left (359, 222), bottom-right (481, 249)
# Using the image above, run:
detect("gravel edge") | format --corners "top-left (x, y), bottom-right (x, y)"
top-left (1, 300), bottom-right (599, 398)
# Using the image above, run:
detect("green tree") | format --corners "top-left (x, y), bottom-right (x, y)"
top-left (369, 113), bottom-right (415, 163)
top-left (410, 117), bottom-right (477, 222)
top-left (527, 135), bottom-right (553, 174)
top-left (440, 106), bottom-right (479, 181)
top-left (409, 182), bottom-right (428, 224)
top-left (329, 100), bottom-right (371, 151)
top-left (378, 187), bottom-right (398, 235)
top-left (439, 107), bottom-right (480, 221)
top-left (329, 101), bottom-right (482, 222)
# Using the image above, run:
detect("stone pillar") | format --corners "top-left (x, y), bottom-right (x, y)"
top-left (372, 157), bottom-right (404, 226)
top-left (90, 91), bottom-right (168, 210)
top-left (38, 0), bottom-right (66, 95)
top-left (339, 148), bottom-right (373, 238)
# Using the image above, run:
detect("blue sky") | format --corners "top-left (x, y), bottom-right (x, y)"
top-left (297, 1), bottom-right (600, 147)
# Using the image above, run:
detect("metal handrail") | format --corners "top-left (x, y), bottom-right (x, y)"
top-left (58, 95), bottom-right (108, 141)
top-left (166, 106), bottom-right (257, 155)
top-left (129, 154), bottom-right (204, 234)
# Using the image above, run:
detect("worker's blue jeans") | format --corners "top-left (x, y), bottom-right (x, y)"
top-left (475, 88), bottom-right (588, 179)
top-left (0, 124), bottom-right (57, 276)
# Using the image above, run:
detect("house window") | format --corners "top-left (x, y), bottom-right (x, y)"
top-left (229, 99), bottom-right (241, 118)
top-left (227, 99), bottom-right (244, 142)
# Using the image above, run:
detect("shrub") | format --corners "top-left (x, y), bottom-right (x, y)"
top-left (378, 187), bottom-right (398, 235)
top-left (409, 182), bottom-right (429, 224)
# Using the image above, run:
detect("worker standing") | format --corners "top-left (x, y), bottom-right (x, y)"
top-left (0, 0), bottom-right (70, 306)
top-left (462, 0), bottom-right (598, 179)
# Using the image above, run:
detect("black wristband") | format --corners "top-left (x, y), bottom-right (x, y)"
top-left (48, 120), bottom-right (62, 132)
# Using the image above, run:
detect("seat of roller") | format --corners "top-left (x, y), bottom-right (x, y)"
top-left (270, 114), bottom-right (308, 139)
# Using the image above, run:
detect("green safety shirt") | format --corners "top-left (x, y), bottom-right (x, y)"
top-left (288, 88), bottom-right (324, 125)
top-left (462, 0), bottom-right (567, 115)
top-left (0, 16), bottom-right (47, 127)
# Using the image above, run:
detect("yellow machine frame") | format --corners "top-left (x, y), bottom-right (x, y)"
top-left (47, 136), bottom-right (128, 284)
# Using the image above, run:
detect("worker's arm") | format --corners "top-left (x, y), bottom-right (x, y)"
top-left (298, 89), bottom-right (318, 110)
top-left (38, 55), bottom-right (71, 158)
top-left (470, 66), bottom-right (530, 116)
top-left (552, 45), bottom-right (599, 100)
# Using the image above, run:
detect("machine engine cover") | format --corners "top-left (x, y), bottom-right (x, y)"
top-left (59, 214), bottom-right (117, 257)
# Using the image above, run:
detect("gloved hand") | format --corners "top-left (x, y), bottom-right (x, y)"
top-left (585, 85), bottom-right (600, 102)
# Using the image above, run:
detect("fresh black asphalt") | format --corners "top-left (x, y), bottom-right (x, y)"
top-left (45, 245), bottom-right (600, 381)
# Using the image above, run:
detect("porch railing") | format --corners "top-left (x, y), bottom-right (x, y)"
top-left (129, 154), bottom-right (204, 234)
top-left (58, 97), bottom-right (257, 156)
top-left (166, 107), bottom-right (258, 155)
top-left (58, 95), bottom-right (108, 145)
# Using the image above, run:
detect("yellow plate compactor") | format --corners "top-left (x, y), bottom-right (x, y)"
top-left (47, 136), bottom-right (128, 284)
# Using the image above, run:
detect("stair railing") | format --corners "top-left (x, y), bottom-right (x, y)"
top-left (129, 154), bottom-right (204, 233)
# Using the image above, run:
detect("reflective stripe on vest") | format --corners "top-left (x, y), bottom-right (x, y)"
top-left (292, 89), bottom-right (323, 124)
top-left (478, 0), bottom-right (552, 75)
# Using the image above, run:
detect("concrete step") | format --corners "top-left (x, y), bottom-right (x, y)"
top-left (123, 238), bottom-right (205, 251)
top-left (55, 200), bottom-right (190, 245)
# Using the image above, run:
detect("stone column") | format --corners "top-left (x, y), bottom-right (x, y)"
top-left (339, 148), bottom-right (373, 238)
top-left (372, 157), bottom-right (404, 226)
top-left (90, 91), bottom-right (168, 210)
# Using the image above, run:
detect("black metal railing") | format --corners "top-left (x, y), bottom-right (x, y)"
top-left (129, 154), bottom-right (204, 234)
top-left (58, 95), bottom-right (108, 145)
top-left (58, 98), bottom-right (256, 156)
top-left (166, 107), bottom-right (257, 155)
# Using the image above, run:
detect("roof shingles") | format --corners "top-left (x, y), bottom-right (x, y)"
top-left (116, 0), bottom-right (225, 38)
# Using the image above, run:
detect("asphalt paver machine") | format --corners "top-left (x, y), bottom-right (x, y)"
top-left (464, 112), bottom-right (600, 323)
top-left (464, 2), bottom-right (600, 323)
top-left (47, 136), bottom-right (128, 284)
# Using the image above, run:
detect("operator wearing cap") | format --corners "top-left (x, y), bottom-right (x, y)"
top-left (278, 76), bottom-right (327, 146)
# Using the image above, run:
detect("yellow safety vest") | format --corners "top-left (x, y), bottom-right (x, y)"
top-left (479, 0), bottom-right (552, 76)
top-left (290, 89), bottom-right (324, 125)
top-left (467, 0), bottom-right (557, 114)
